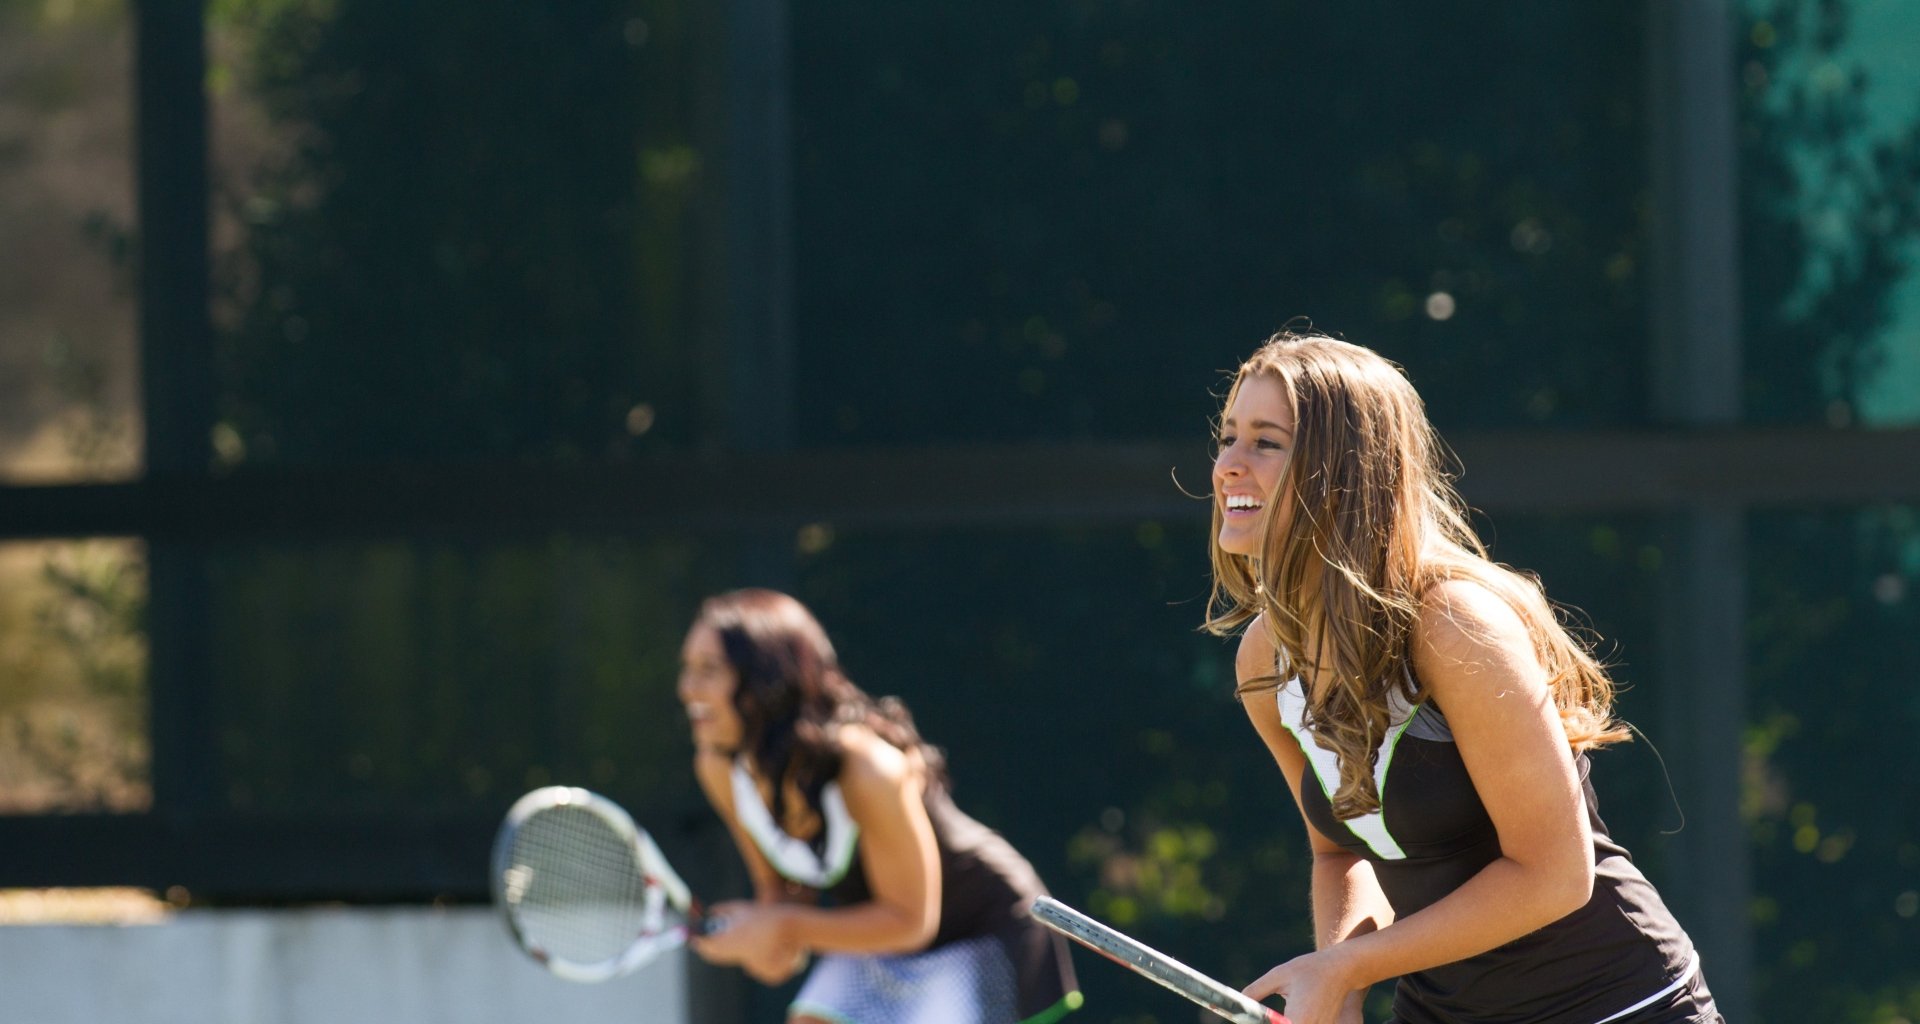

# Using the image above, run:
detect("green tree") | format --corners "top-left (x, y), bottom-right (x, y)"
top-left (1738, 2), bottom-right (1920, 1019)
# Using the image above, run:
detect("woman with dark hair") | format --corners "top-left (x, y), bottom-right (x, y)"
top-left (1207, 332), bottom-right (1722, 1024)
top-left (678, 588), bottom-right (1081, 1024)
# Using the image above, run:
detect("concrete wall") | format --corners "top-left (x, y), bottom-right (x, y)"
top-left (0, 905), bottom-right (684, 1024)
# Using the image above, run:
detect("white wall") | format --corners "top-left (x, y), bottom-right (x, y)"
top-left (0, 905), bottom-right (685, 1024)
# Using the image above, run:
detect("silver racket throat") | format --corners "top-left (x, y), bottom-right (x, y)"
top-left (1031, 896), bottom-right (1287, 1024)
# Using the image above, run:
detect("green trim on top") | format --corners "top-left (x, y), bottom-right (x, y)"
top-left (1278, 685), bottom-right (1418, 861)
top-left (1280, 717), bottom-right (1337, 795)
top-left (822, 799), bottom-right (860, 885)
top-left (1374, 708), bottom-right (1421, 803)
top-left (732, 757), bottom-right (862, 888)
top-left (1021, 990), bottom-right (1085, 1024)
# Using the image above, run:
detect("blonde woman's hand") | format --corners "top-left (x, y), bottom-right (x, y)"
top-left (1242, 947), bottom-right (1365, 1024)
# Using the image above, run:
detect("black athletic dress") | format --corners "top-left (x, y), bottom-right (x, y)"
top-left (1273, 676), bottom-right (1724, 1024)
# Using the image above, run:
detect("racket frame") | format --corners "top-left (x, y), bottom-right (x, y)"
top-left (1031, 895), bottom-right (1290, 1024)
top-left (492, 785), bottom-right (702, 982)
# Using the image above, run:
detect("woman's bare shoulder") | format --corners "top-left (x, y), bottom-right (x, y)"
top-left (831, 722), bottom-right (910, 787)
top-left (1412, 577), bottom-right (1543, 703)
top-left (1234, 612), bottom-right (1279, 680)
top-left (692, 747), bottom-right (736, 809)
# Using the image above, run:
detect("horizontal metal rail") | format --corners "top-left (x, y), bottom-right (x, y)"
top-left (3, 428), bottom-right (1918, 542)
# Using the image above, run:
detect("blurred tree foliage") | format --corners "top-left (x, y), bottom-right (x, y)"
top-left (0, 539), bottom-right (149, 814)
top-left (1737, 0), bottom-right (1920, 1019)
top-left (1741, 0), bottom-right (1920, 426)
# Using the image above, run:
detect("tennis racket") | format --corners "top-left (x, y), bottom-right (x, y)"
top-left (1032, 896), bottom-right (1291, 1024)
top-left (492, 785), bottom-right (719, 982)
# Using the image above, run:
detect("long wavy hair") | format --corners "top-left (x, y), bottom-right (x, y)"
top-left (695, 588), bottom-right (947, 826)
top-left (1204, 331), bottom-right (1628, 819)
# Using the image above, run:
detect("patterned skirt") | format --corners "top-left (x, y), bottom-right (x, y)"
top-left (789, 931), bottom-right (1079, 1024)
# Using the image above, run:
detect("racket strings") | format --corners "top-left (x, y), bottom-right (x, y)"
top-left (505, 805), bottom-right (660, 965)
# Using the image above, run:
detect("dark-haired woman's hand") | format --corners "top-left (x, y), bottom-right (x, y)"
top-left (692, 900), bottom-right (797, 971)
top-left (742, 943), bottom-right (808, 985)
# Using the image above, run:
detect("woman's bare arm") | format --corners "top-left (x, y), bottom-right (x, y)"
top-left (1247, 579), bottom-right (1596, 1003)
top-left (1237, 620), bottom-right (1390, 1019)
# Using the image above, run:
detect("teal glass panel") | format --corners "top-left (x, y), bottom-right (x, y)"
top-left (1740, 0), bottom-right (1920, 427)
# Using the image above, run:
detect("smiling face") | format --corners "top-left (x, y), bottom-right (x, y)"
top-left (677, 623), bottom-right (744, 752)
top-left (1212, 373), bottom-right (1296, 557)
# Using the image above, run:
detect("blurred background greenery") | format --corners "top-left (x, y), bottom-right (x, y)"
top-left (1, 0), bottom-right (1917, 1021)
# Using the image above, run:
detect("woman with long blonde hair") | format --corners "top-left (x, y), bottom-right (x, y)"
top-left (1208, 331), bottom-right (1721, 1024)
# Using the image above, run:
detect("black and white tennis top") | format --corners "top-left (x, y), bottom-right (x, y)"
top-left (1274, 677), bottom-right (1716, 1024)
top-left (729, 760), bottom-right (1081, 1022)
